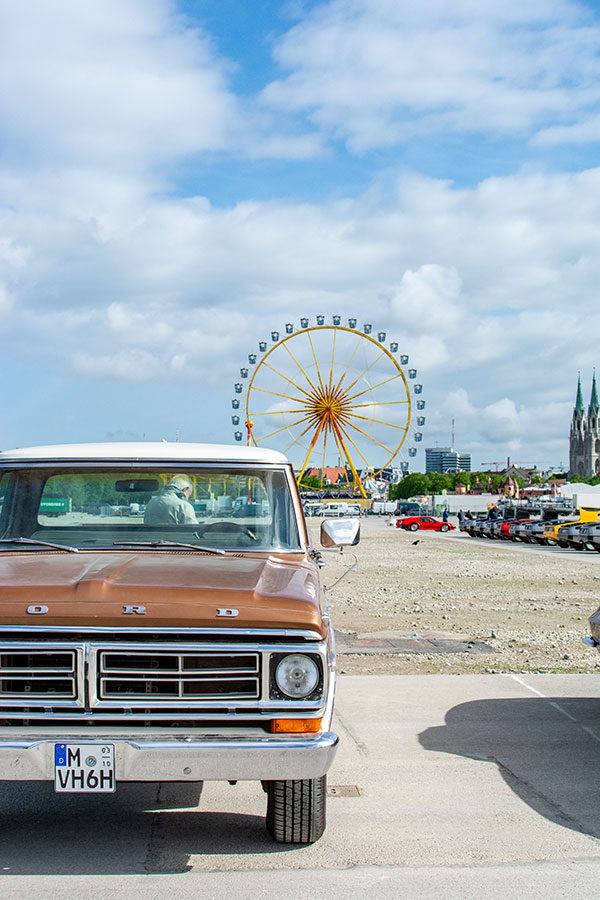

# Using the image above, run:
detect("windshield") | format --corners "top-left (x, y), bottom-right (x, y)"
top-left (0, 465), bottom-right (301, 552)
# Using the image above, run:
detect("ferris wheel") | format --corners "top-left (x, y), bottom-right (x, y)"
top-left (231, 317), bottom-right (425, 498)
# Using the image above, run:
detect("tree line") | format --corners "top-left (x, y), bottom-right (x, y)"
top-left (388, 471), bottom-right (524, 500)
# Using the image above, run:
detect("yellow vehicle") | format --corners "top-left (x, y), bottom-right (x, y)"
top-left (543, 507), bottom-right (600, 544)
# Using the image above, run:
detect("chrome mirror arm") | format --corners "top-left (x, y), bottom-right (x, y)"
top-left (322, 546), bottom-right (358, 591)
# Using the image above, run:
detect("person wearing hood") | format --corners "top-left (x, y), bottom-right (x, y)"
top-left (144, 475), bottom-right (197, 525)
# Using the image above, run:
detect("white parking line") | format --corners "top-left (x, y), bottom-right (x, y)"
top-left (509, 674), bottom-right (600, 742)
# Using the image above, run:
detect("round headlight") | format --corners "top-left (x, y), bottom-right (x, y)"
top-left (275, 654), bottom-right (319, 698)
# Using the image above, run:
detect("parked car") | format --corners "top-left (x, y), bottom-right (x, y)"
top-left (302, 502), bottom-right (323, 517)
top-left (528, 519), bottom-right (558, 545)
top-left (559, 522), bottom-right (590, 550)
top-left (509, 518), bottom-right (539, 541)
top-left (316, 503), bottom-right (352, 517)
top-left (588, 523), bottom-right (600, 552)
top-left (396, 515), bottom-right (455, 533)
top-left (0, 441), bottom-right (359, 844)
top-left (466, 515), bottom-right (487, 537)
top-left (585, 605), bottom-right (600, 650)
top-left (394, 502), bottom-right (423, 517)
top-left (481, 519), bottom-right (496, 538)
top-left (544, 507), bottom-right (600, 544)
top-left (571, 521), bottom-right (600, 551)
top-left (498, 518), bottom-right (519, 539)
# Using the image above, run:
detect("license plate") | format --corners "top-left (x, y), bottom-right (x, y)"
top-left (54, 743), bottom-right (116, 793)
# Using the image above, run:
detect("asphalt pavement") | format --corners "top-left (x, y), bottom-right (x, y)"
top-left (3, 673), bottom-right (600, 898)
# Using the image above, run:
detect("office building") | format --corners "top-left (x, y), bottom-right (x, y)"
top-left (425, 447), bottom-right (471, 474)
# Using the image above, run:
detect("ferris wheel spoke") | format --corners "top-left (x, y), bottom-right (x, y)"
top-left (296, 418), bottom-right (326, 486)
top-left (341, 418), bottom-right (395, 456)
top-left (345, 372), bottom-right (404, 403)
top-left (282, 341), bottom-right (320, 394)
top-left (250, 386), bottom-right (307, 404)
top-left (260, 359), bottom-right (312, 398)
top-left (345, 410), bottom-right (410, 432)
top-left (338, 350), bottom-right (387, 397)
top-left (306, 330), bottom-right (326, 394)
top-left (334, 419), bottom-right (376, 475)
top-left (255, 413), bottom-right (314, 443)
top-left (320, 427), bottom-right (331, 490)
top-left (330, 420), bottom-right (365, 496)
top-left (282, 419), bottom-right (321, 456)
top-left (332, 334), bottom-right (363, 397)
top-left (349, 399), bottom-right (409, 408)
top-left (249, 407), bottom-right (308, 416)
top-left (329, 425), bottom-right (351, 478)
top-left (328, 327), bottom-right (338, 395)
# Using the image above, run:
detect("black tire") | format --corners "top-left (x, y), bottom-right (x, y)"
top-left (440, 524), bottom-right (449, 532)
top-left (409, 522), bottom-right (419, 531)
top-left (265, 776), bottom-right (326, 843)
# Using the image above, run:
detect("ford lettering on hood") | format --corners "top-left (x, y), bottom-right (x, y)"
top-left (0, 551), bottom-right (324, 633)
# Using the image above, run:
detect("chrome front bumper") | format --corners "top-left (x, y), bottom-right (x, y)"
top-left (0, 731), bottom-right (339, 782)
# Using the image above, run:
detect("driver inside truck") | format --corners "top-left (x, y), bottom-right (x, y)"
top-left (143, 475), bottom-right (197, 525)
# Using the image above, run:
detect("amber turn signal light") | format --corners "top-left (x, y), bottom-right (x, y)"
top-left (270, 718), bottom-right (323, 733)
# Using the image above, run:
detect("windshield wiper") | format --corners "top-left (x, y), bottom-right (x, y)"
top-left (111, 540), bottom-right (226, 556)
top-left (0, 537), bottom-right (79, 553)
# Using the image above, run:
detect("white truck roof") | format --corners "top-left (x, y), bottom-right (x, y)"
top-left (0, 442), bottom-right (289, 465)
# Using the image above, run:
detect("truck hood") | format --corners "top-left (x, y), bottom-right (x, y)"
top-left (0, 551), bottom-right (325, 636)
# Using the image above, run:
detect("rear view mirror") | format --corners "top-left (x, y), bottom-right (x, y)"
top-left (115, 479), bottom-right (160, 493)
top-left (320, 518), bottom-right (360, 547)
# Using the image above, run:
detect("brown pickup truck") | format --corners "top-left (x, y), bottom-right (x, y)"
top-left (0, 442), bottom-right (359, 843)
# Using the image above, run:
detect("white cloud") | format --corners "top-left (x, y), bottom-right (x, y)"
top-left (445, 388), bottom-right (476, 419)
top-left (0, 282), bottom-right (14, 314)
top-left (1, 0), bottom-right (599, 465)
top-left (389, 265), bottom-right (463, 335)
top-left (3, 166), bottom-right (599, 399)
top-left (263, 0), bottom-right (600, 150)
top-left (0, 0), bottom-right (238, 172)
top-left (427, 389), bottom-right (574, 468)
top-left (533, 112), bottom-right (600, 146)
top-left (482, 397), bottom-right (521, 442)
top-left (106, 302), bottom-right (174, 347)
top-left (72, 349), bottom-right (161, 381)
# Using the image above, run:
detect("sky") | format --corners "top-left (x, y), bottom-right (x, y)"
top-left (2, 0), bottom-right (600, 472)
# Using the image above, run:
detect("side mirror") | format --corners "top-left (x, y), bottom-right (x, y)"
top-left (320, 518), bottom-right (360, 547)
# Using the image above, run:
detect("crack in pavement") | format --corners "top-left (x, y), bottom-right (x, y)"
top-left (334, 708), bottom-right (370, 757)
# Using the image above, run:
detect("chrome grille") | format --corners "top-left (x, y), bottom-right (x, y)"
top-left (0, 648), bottom-right (78, 700)
top-left (97, 650), bottom-right (261, 700)
top-left (0, 631), bottom-right (327, 725)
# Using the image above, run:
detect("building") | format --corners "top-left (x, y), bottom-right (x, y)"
top-left (425, 447), bottom-right (471, 474)
top-left (498, 475), bottom-right (519, 498)
top-left (569, 373), bottom-right (600, 478)
top-left (304, 467), bottom-right (347, 484)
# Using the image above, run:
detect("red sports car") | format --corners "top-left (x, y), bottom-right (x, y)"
top-left (396, 516), bottom-right (455, 532)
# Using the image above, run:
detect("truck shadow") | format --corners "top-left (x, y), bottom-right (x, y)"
top-left (419, 695), bottom-right (600, 839)
top-left (0, 782), bottom-right (292, 874)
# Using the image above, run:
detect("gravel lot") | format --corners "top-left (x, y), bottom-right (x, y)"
top-left (310, 516), bottom-right (600, 676)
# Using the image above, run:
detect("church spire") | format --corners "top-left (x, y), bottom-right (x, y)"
top-left (575, 373), bottom-right (585, 415)
top-left (590, 369), bottom-right (599, 415)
